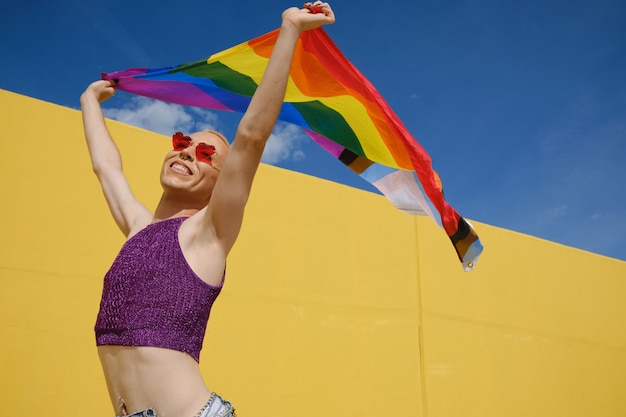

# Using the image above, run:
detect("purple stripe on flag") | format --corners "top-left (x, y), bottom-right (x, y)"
top-left (114, 78), bottom-right (233, 112)
top-left (305, 129), bottom-right (345, 158)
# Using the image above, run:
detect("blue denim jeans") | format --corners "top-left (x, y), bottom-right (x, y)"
top-left (119, 410), bottom-right (156, 417)
top-left (118, 393), bottom-right (236, 417)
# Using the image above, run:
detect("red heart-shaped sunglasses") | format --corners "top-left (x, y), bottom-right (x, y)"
top-left (172, 132), bottom-right (217, 166)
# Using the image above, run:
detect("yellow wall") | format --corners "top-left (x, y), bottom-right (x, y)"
top-left (1, 89), bottom-right (625, 416)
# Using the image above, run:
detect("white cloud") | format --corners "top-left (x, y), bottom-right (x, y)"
top-left (104, 97), bottom-right (220, 136)
top-left (188, 107), bottom-right (221, 132)
top-left (262, 122), bottom-right (308, 165)
top-left (104, 97), bottom-right (308, 165)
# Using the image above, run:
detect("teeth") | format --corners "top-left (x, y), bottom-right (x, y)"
top-left (172, 162), bottom-right (191, 174)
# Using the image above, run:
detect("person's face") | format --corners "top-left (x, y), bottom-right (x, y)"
top-left (160, 131), bottom-right (229, 201)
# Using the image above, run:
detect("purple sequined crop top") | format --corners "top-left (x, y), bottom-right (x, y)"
top-left (95, 217), bottom-right (223, 362)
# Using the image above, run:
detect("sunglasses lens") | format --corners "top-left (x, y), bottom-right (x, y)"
top-left (172, 132), bottom-right (191, 150)
top-left (196, 143), bottom-right (216, 164)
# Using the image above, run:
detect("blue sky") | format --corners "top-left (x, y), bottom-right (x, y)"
top-left (2, 0), bottom-right (625, 261)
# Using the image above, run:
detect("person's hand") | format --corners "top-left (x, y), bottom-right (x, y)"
top-left (282, 2), bottom-right (335, 33)
top-left (82, 80), bottom-right (116, 103)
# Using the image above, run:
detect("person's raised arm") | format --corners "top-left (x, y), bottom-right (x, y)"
top-left (203, 2), bottom-right (335, 253)
top-left (80, 80), bottom-right (152, 236)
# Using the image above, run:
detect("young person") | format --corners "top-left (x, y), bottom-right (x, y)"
top-left (80, 3), bottom-right (335, 416)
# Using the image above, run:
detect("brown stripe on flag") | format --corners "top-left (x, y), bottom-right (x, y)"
top-left (338, 149), bottom-right (374, 174)
top-left (450, 217), bottom-right (479, 261)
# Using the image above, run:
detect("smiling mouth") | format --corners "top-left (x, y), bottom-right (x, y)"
top-left (170, 162), bottom-right (192, 175)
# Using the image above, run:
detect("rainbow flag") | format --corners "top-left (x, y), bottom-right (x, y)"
top-left (103, 27), bottom-right (483, 271)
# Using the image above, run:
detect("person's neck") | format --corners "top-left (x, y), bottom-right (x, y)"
top-left (153, 193), bottom-right (206, 222)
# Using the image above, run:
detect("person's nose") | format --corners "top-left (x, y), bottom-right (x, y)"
top-left (179, 145), bottom-right (195, 161)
